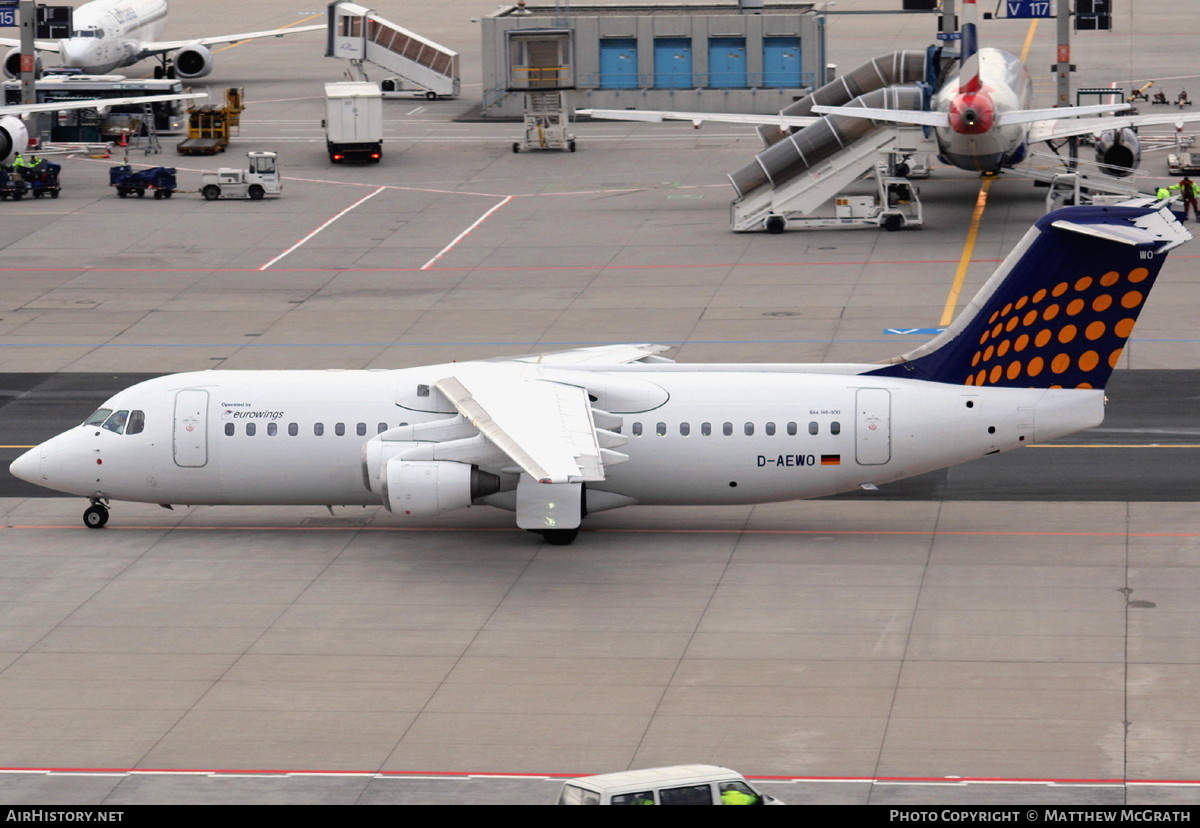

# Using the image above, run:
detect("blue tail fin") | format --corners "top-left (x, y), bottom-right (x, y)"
top-left (866, 205), bottom-right (1191, 390)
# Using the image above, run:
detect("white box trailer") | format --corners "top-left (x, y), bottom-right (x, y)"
top-left (322, 81), bottom-right (383, 163)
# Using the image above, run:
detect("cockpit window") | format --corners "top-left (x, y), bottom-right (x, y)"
top-left (102, 410), bottom-right (129, 434)
top-left (73, 28), bottom-right (100, 37)
top-left (126, 410), bottom-right (145, 435)
top-left (84, 408), bottom-right (113, 426)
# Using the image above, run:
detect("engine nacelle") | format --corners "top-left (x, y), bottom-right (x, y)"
top-left (1095, 127), bottom-right (1141, 177)
top-left (0, 115), bottom-right (30, 165)
top-left (173, 44), bottom-right (214, 79)
top-left (3, 48), bottom-right (41, 79)
top-left (361, 438), bottom-right (420, 494)
top-left (381, 459), bottom-right (500, 517)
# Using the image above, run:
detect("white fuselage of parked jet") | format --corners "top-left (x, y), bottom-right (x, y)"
top-left (57, 0), bottom-right (169, 75)
top-left (929, 47), bottom-right (1034, 173)
top-left (15, 365), bottom-right (1100, 510)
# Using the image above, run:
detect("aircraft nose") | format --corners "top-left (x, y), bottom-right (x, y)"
top-left (9, 445), bottom-right (42, 484)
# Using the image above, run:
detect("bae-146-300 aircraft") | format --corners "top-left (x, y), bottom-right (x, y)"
top-left (580, 0), bottom-right (1200, 177)
top-left (0, 0), bottom-right (322, 80)
top-left (9, 204), bottom-right (1191, 544)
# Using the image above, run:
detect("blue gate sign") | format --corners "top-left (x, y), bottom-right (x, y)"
top-left (1007, 0), bottom-right (1053, 18)
top-left (0, 6), bottom-right (16, 29)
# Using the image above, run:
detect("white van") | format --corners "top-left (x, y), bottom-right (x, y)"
top-left (556, 764), bottom-right (783, 805)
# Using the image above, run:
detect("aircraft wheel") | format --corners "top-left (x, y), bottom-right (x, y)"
top-left (248, 184), bottom-right (265, 201)
top-left (764, 215), bottom-right (786, 234)
top-left (83, 504), bottom-right (109, 529)
top-left (534, 527), bottom-right (580, 546)
top-left (153, 65), bottom-right (164, 80)
top-left (202, 185), bottom-right (220, 201)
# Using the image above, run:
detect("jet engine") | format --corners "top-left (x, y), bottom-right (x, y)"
top-left (1095, 127), bottom-right (1140, 177)
top-left (0, 115), bottom-right (30, 165)
top-left (380, 458), bottom-right (500, 517)
top-left (173, 44), bottom-right (214, 79)
top-left (3, 48), bottom-right (41, 79)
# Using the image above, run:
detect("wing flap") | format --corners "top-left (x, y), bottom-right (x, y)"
top-left (435, 368), bottom-right (606, 484)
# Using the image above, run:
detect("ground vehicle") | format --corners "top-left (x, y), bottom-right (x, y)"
top-left (0, 166), bottom-right (27, 200)
top-left (22, 161), bottom-right (61, 198)
top-left (323, 82), bottom-right (382, 163)
top-left (200, 151), bottom-right (281, 200)
top-left (109, 165), bottom-right (176, 199)
top-left (557, 765), bottom-right (782, 805)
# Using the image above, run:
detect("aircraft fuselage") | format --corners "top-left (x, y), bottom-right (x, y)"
top-left (932, 47), bottom-right (1034, 173)
top-left (57, 0), bottom-right (169, 74)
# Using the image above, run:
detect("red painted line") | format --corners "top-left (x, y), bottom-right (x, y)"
top-left (0, 766), bottom-right (1198, 784)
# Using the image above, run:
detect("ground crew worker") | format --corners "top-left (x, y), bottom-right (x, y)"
top-left (1173, 176), bottom-right (1199, 220)
top-left (11, 153), bottom-right (33, 174)
top-left (719, 783), bottom-right (760, 805)
top-left (1156, 184), bottom-right (1172, 201)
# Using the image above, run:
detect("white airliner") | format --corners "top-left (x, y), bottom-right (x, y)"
top-left (0, 0), bottom-right (322, 80)
top-left (579, 0), bottom-right (1200, 177)
top-left (0, 88), bottom-right (205, 164)
top-left (9, 204), bottom-right (1190, 544)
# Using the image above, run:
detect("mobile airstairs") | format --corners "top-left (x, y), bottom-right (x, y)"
top-left (326, 1), bottom-right (460, 99)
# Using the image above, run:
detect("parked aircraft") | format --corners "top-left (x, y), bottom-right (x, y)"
top-left (9, 204), bottom-right (1189, 544)
top-left (0, 0), bottom-right (322, 80)
top-left (0, 89), bottom-right (205, 164)
top-left (579, 0), bottom-right (1200, 177)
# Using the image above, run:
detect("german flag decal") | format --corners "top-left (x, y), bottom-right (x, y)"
top-left (821, 455), bottom-right (841, 466)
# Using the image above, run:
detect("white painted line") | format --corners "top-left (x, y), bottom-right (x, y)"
top-left (420, 196), bottom-right (514, 271)
top-left (258, 186), bottom-right (387, 271)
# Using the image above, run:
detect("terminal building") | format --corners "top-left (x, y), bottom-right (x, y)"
top-left (480, 1), bottom-right (825, 118)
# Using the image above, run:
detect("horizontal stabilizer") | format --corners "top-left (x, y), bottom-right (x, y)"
top-left (810, 104), bottom-right (949, 128)
top-left (576, 109), bottom-right (820, 129)
top-left (995, 102), bottom-right (1132, 127)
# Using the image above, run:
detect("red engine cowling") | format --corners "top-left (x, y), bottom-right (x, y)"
top-left (1094, 128), bottom-right (1141, 177)
top-left (0, 115), bottom-right (30, 165)
top-left (173, 44), bottom-right (214, 79)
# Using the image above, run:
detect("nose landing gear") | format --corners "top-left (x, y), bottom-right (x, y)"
top-left (83, 500), bottom-right (109, 529)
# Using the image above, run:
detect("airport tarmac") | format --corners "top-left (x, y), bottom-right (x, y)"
top-left (2, 0), bottom-right (1200, 806)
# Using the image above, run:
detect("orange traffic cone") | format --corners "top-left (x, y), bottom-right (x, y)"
top-left (116, 129), bottom-right (128, 148)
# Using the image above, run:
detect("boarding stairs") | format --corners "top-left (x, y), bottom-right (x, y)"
top-left (515, 90), bottom-right (576, 152)
top-left (326, 0), bottom-right (460, 99)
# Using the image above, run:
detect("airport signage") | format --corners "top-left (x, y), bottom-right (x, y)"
top-left (936, 32), bottom-right (961, 41)
top-left (0, 1), bottom-right (16, 30)
top-left (1006, 0), bottom-right (1053, 18)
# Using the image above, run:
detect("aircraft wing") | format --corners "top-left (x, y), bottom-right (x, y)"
top-left (577, 108), bottom-right (821, 129)
top-left (0, 38), bottom-right (61, 52)
top-left (810, 104), bottom-right (950, 128)
top-left (435, 367), bottom-right (609, 484)
top-left (1028, 110), bottom-right (1200, 143)
top-left (137, 24), bottom-right (325, 57)
top-left (508, 343), bottom-right (674, 365)
top-left (0, 91), bottom-right (206, 117)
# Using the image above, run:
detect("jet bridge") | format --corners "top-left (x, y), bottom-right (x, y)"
top-left (326, 1), bottom-right (460, 99)
top-left (728, 86), bottom-right (933, 232)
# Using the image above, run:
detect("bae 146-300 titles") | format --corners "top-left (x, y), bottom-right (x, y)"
top-left (10, 203), bottom-right (1191, 544)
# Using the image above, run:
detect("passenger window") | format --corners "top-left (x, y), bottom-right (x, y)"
top-left (267, 422), bottom-right (278, 436)
top-left (744, 422), bottom-right (754, 436)
top-left (335, 423), bottom-right (345, 436)
top-left (246, 423), bottom-right (256, 436)
top-left (357, 423), bottom-right (367, 436)
top-left (723, 422), bottom-right (733, 436)
top-left (701, 422), bottom-right (711, 436)
top-left (632, 422), bottom-right (643, 436)
top-left (787, 422), bottom-right (797, 436)
top-left (765, 421), bottom-right (776, 436)
top-left (809, 422), bottom-right (818, 435)
top-left (314, 423), bottom-right (324, 436)
top-left (102, 410), bottom-right (129, 434)
top-left (656, 422), bottom-right (666, 436)
top-left (660, 784), bottom-right (714, 806)
top-left (84, 408), bottom-right (113, 426)
top-left (378, 423), bottom-right (387, 433)
top-left (288, 423), bottom-right (298, 436)
top-left (225, 423), bottom-right (234, 436)
top-left (831, 421), bottom-right (841, 435)
top-left (680, 422), bottom-right (690, 436)
top-left (126, 410), bottom-right (145, 435)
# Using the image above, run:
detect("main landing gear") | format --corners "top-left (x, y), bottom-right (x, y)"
top-left (83, 500), bottom-right (109, 529)
top-left (530, 527), bottom-right (580, 546)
